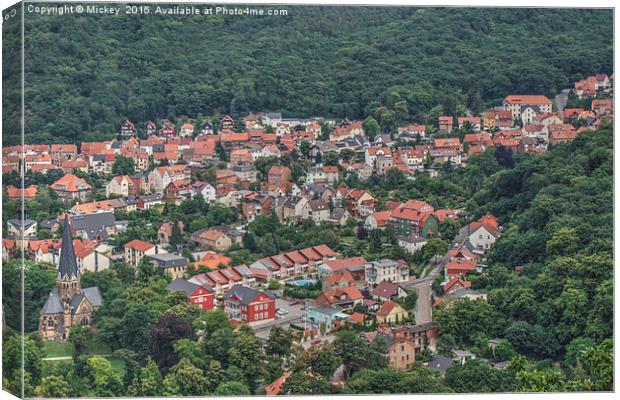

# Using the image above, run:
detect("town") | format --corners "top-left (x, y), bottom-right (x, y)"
top-left (2, 72), bottom-right (614, 396)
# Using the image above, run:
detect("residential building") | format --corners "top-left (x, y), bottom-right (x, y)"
top-left (365, 259), bottom-right (410, 286)
top-left (148, 253), bottom-right (188, 279)
top-left (376, 301), bottom-right (409, 325)
top-left (124, 239), bottom-right (160, 267)
top-left (167, 278), bottom-right (215, 311)
top-left (223, 285), bottom-right (276, 325)
top-left (50, 174), bottom-right (93, 205)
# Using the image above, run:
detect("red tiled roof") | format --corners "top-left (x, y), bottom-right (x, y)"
top-left (503, 95), bottom-right (552, 105)
top-left (124, 239), bottom-right (155, 252)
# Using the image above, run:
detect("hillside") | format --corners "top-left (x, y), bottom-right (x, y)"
top-left (2, 7), bottom-right (613, 144)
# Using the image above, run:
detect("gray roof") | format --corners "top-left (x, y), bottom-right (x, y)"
top-left (331, 208), bottom-right (346, 220)
top-left (70, 212), bottom-right (116, 241)
top-left (82, 286), bottom-right (102, 307)
top-left (40, 287), bottom-right (63, 314)
top-left (168, 278), bottom-right (214, 295)
top-left (427, 355), bottom-right (453, 374)
top-left (309, 304), bottom-right (341, 316)
top-left (223, 285), bottom-right (273, 306)
top-left (308, 199), bottom-right (329, 212)
top-left (148, 253), bottom-right (188, 268)
top-left (8, 218), bottom-right (37, 229)
top-left (40, 286), bottom-right (102, 315)
top-left (58, 216), bottom-right (79, 280)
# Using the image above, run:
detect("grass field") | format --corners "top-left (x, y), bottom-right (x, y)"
top-left (42, 336), bottom-right (112, 358)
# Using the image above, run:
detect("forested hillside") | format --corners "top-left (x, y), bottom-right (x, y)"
top-left (3, 7), bottom-right (612, 144)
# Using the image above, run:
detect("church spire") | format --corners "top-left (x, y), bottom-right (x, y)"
top-left (58, 214), bottom-right (79, 280)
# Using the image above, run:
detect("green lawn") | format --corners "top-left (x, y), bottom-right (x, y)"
top-left (42, 356), bottom-right (126, 378)
top-left (42, 337), bottom-right (112, 358)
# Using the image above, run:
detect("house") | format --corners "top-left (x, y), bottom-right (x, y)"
top-left (438, 116), bottom-right (454, 133)
top-left (147, 165), bottom-right (188, 193)
top-left (167, 278), bottom-right (215, 311)
top-left (322, 270), bottom-right (356, 291)
top-left (398, 124), bottom-right (426, 140)
top-left (443, 276), bottom-right (472, 295)
top-left (548, 124), bottom-right (577, 144)
top-left (307, 305), bottom-right (347, 330)
top-left (427, 355), bottom-right (454, 377)
top-left (591, 99), bottom-right (613, 116)
top-left (74, 241), bottom-right (113, 273)
top-left (318, 256), bottom-right (367, 278)
top-left (267, 165), bottom-right (292, 186)
top-left (219, 115), bottom-right (235, 130)
top-left (119, 120), bottom-right (137, 136)
top-left (397, 234), bottom-right (428, 254)
top-left (106, 175), bottom-right (135, 197)
top-left (457, 117), bottom-right (481, 131)
top-left (50, 174), bottom-right (93, 205)
top-left (365, 210), bottom-right (392, 230)
top-left (157, 221), bottom-right (185, 244)
top-left (452, 349), bottom-right (476, 365)
top-left (365, 259), bottom-right (410, 286)
top-left (444, 258), bottom-right (477, 280)
top-left (191, 228), bottom-right (233, 252)
top-left (347, 312), bottom-right (369, 326)
top-left (363, 331), bottom-right (417, 370)
top-left (389, 200), bottom-right (438, 237)
top-left (302, 199), bottom-right (331, 223)
top-left (502, 95), bottom-right (553, 123)
top-left (456, 213), bottom-right (501, 254)
top-left (223, 285), bottom-right (275, 325)
top-left (315, 286), bottom-right (364, 307)
top-left (193, 252), bottom-right (232, 271)
top-left (371, 281), bottom-right (406, 302)
top-left (5, 185), bottom-right (38, 200)
top-left (179, 123), bottom-right (195, 137)
top-left (376, 301), bottom-right (409, 325)
top-left (165, 180), bottom-right (194, 205)
top-left (50, 144), bottom-right (78, 166)
top-left (274, 196), bottom-right (308, 223)
top-left (136, 194), bottom-right (164, 210)
top-left (148, 253), bottom-right (188, 279)
top-left (159, 121), bottom-right (176, 138)
top-left (124, 239), bottom-right (160, 267)
top-left (67, 212), bottom-right (117, 241)
top-left (483, 110), bottom-right (513, 130)
top-left (7, 218), bottom-right (37, 250)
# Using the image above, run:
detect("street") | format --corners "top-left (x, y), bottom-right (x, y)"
top-left (252, 298), bottom-right (310, 339)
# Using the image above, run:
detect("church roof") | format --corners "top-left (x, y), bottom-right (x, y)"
top-left (40, 287), bottom-right (63, 314)
top-left (58, 215), bottom-right (79, 280)
top-left (40, 286), bottom-right (102, 316)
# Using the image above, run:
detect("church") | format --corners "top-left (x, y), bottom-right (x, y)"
top-left (38, 216), bottom-right (102, 342)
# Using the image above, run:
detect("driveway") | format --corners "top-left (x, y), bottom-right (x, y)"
top-left (252, 298), bottom-right (310, 339)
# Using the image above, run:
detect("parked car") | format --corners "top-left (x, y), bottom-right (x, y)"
top-left (311, 339), bottom-right (322, 345)
top-left (289, 300), bottom-right (300, 305)
top-left (276, 308), bottom-right (289, 316)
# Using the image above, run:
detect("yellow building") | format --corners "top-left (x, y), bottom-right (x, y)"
top-left (376, 301), bottom-right (409, 325)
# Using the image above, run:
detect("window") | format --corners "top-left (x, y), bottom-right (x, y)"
top-left (255, 305), bottom-right (259, 311)
top-left (254, 314), bottom-right (258, 320)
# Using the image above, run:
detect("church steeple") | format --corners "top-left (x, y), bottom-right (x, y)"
top-left (58, 215), bottom-right (79, 280)
top-left (57, 215), bottom-right (80, 301)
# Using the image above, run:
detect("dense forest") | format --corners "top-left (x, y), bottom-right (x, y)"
top-left (2, 7), bottom-right (613, 144)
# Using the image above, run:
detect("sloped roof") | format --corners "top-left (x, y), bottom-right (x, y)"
top-left (58, 216), bottom-right (79, 280)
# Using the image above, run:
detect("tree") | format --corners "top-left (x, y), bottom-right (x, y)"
top-left (400, 291), bottom-right (418, 311)
top-left (149, 312), bottom-right (192, 373)
top-left (127, 358), bottom-right (164, 397)
top-left (421, 238), bottom-right (448, 262)
top-left (333, 330), bottom-right (387, 377)
top-left (112, 155), bottom-right (135, 175)
top-left (87, 356), bottom-right (124, 396)
top-left (163, 358), bottom-right (208, 396)
top-left (293, 346), bottom-right (341, 379)
top-left (362, 116), bottom-right (381, 141)
top-left (205, 360), bottom-right (224, 392)
top-left (214, 381), bottom-right (251, 396)
top-left (2, 334), bottom-right (43, 397)
top-left (281, 371), bottom-right (336, 395)
top-left (266, 326), bottom-right (292, 358)
top-left (445, 359), bottom-right (515, 393)
top-left (504, 321), bottom-right (560, 358)
top-left (37, 376), bottom-right (70, 398)
top-left (227, 330), bottom-right (265, 388)
top-left (69, 325), bottom-right (92, 359)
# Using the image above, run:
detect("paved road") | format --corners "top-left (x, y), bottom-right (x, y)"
top-left (253, 298), bottom-right (309, 339)
top-left (555, 89), bottom-right (570, 112)
top-left (401, 254), bottom-right (449, 324)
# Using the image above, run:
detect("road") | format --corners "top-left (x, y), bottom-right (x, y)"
top-left (401, 253), bottom-right (449, 324)
top-left (252, 298), bottom-right (309, 339)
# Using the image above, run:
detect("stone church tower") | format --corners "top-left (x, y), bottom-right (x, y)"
top-left (39, 216), bottom-right (102, 341)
